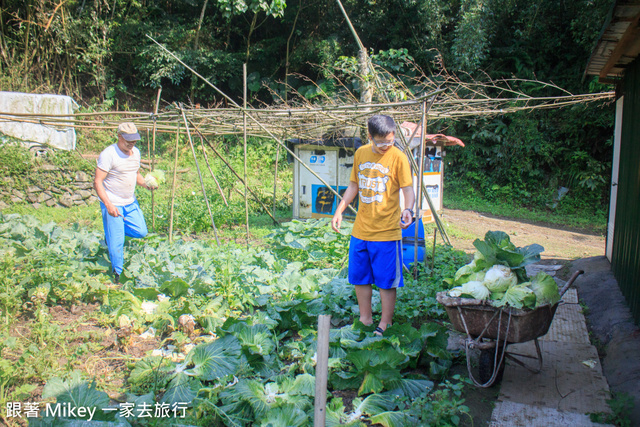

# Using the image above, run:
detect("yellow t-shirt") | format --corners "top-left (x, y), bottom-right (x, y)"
top-left (350, 144), bottom-right (413, 241)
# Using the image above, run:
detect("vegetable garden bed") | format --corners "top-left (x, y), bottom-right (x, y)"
top-left (0, 214), bottom-right (472, 426)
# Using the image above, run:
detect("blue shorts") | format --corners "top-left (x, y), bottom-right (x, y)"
top-left (348, 236), bottom-right (404, 289)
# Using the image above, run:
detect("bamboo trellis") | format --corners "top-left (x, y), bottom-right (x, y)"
top-left (0, 39), bottom-right (615, 245)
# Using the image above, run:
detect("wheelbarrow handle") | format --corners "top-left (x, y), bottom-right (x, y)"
top-left (559, 270), bottom-right (584, 297)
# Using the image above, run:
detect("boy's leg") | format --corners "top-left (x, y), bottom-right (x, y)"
top-left (370, 240), bottom-right (403, 331)
top-left (101, 202), bottom-right (125, 274)
top-left (349, 236), bottom-right (375, 325)
top-left (378, 288), bottom-right (397, 330)
top-left (355, 285), bottom-right (373, 325)
top-left (123, 200), bottom-right (148, 239)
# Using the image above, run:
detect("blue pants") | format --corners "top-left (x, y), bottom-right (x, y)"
top-left (100, 200), bottom-right (148, 274)
top-left (348, 236), bottom-right (404, 289)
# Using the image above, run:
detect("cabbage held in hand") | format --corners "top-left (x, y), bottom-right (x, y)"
top-left (483, 264), bottom-right (517, 293)
top-left (144, 170), bottom-right (165, 190)
top-left (527, 272), bottom-right (561, 307)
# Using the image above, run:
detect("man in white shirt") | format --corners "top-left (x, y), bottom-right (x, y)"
top-left (94, 123), bottom-right (153, 283)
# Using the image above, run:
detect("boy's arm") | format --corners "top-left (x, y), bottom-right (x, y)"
top-left (331, 181), bottom-right (359, 232)
top-left (400, 185), bottom-right (415, 229)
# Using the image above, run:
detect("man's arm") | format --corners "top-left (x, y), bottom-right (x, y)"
top-left (331, 181), bottom-right (358, 232)
top-left (136, 171), bottom-right (150, 190)
top-left (400, 185), bottom-right (415, 229)
top-left (94, 168), bottom-right (120, 217)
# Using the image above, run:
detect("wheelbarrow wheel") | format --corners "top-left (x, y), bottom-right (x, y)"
top-left (479, 346), bottom-right (505, 385)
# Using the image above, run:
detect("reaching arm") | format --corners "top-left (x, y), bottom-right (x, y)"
top-left (331, 181), bottom-right (359, 232)
top-left (94, 168), bottom-right (120, 217)
top-left (136, 171), bottom-right (150, 190)
top-left (400, 185), bottom-right (415, 229)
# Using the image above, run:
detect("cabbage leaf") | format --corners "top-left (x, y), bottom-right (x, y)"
top-left (493, 285), bottom-right (536, 309)
top-left (527, 272), bottom-right (561, 307)
top-left (473, 231), bottom-right (544, 269)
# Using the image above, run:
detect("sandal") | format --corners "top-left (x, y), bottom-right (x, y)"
top-left (374, 327), bottom-right (384, 336)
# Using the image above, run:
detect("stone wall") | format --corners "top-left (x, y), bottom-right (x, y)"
top-left (0, 167), bottom-right (99, 210)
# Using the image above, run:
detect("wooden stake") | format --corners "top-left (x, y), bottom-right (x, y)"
top-left (314, 314), bottom-right (331, 427)
top-left (180, 105), bottom-right (220, 246)
top-left (168, 123), bottom-right (180, 243)
top-left (243, 63), bottom-right (250, 248)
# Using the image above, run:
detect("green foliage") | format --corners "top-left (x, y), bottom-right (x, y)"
top-left (395, 246), bottom-right (470, 323)
top-left (267, 219), bottom-right (351, 269)
top-left (404, 376), bottom-right (471, 426)
top-left (0, 213), bottom-right (464, 426)
top-left (590, 392), bottom-right (634, 427)
top-left (0, 140), bottom-right (33, 177)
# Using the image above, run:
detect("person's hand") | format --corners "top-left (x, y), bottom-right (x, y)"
top-left (144, 174), bottom-right (159, 190)
top-left (400, 209), bottom-right (413, 229)
top-left (107, 204), bottom-right (120, 217)
top-left (331, 213), bottom-right (342, 233)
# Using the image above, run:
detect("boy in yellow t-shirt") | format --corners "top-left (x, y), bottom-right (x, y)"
top-left (331, 115), bottom-right (415, 335)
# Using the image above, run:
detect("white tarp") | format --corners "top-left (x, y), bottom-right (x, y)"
top-left (0, 91), bottom-right (78, 150)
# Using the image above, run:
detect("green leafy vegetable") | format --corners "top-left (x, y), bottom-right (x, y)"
top-left (483, 264), bottom-right (517, 293)
top-left (494, 285), bottom-right (536, 309)
top-left (527, 272), bottom-right (561, 307)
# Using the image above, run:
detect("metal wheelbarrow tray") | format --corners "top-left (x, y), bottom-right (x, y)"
top-left (436, 270), bottom-right (584, 387)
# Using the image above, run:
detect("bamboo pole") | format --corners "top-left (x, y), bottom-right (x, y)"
top-left (272, 135), bottom-right (281, 219)
top-left (243, 63), bottom-right (250, 247)
top-left (395, 93), bottom-right (451, 245)
top-left (430, 228), bottom-right (437, 275)
top-left (414, 101), bottom-right (427, 278)
top-left (151, 87), bottom-right (161, 232)
top-left (314, 314), bottom-right (331, 427)
top-left (186, 117), bottom-right (280, 225)
top-left (180, 105), bottom-right (221, 245)
top-left (168, 123), bottom-right (181, 243)
top-left (199, 135), bottom-right (228, 206)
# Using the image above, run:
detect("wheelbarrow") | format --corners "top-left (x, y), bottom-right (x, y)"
top-left (436, 270), bottom-right (584, 387)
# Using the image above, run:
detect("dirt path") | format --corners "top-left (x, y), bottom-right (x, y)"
top-left (440, 209), bottom-right (606, 261)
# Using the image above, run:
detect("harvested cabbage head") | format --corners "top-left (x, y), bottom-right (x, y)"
top-left (144, 174), bottom-right (159, 189)
top-left (461, 280), bottom-right (491, 300)
top-left (448, 286), bottom-right (464, 298)
top-left (483, 264), bottom-right (517, 293)
top-left (447, 281), bottom-right (491, 300)
top-left (144, 170), bottom-right (165, 189)
top-left (494, 284), bottom-right (536, 309)
top-left (527, 272), bottom-right (561, 307)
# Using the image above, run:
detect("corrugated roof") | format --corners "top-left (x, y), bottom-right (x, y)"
top-left (585, 1), bottom-right (640, 83)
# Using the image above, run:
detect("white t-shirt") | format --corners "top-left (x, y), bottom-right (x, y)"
top-left (97, 144), bottom-right (141, 206)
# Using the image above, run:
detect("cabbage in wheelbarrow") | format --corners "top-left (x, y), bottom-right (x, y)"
top-left (444, 230), bottom-right (560, 309)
